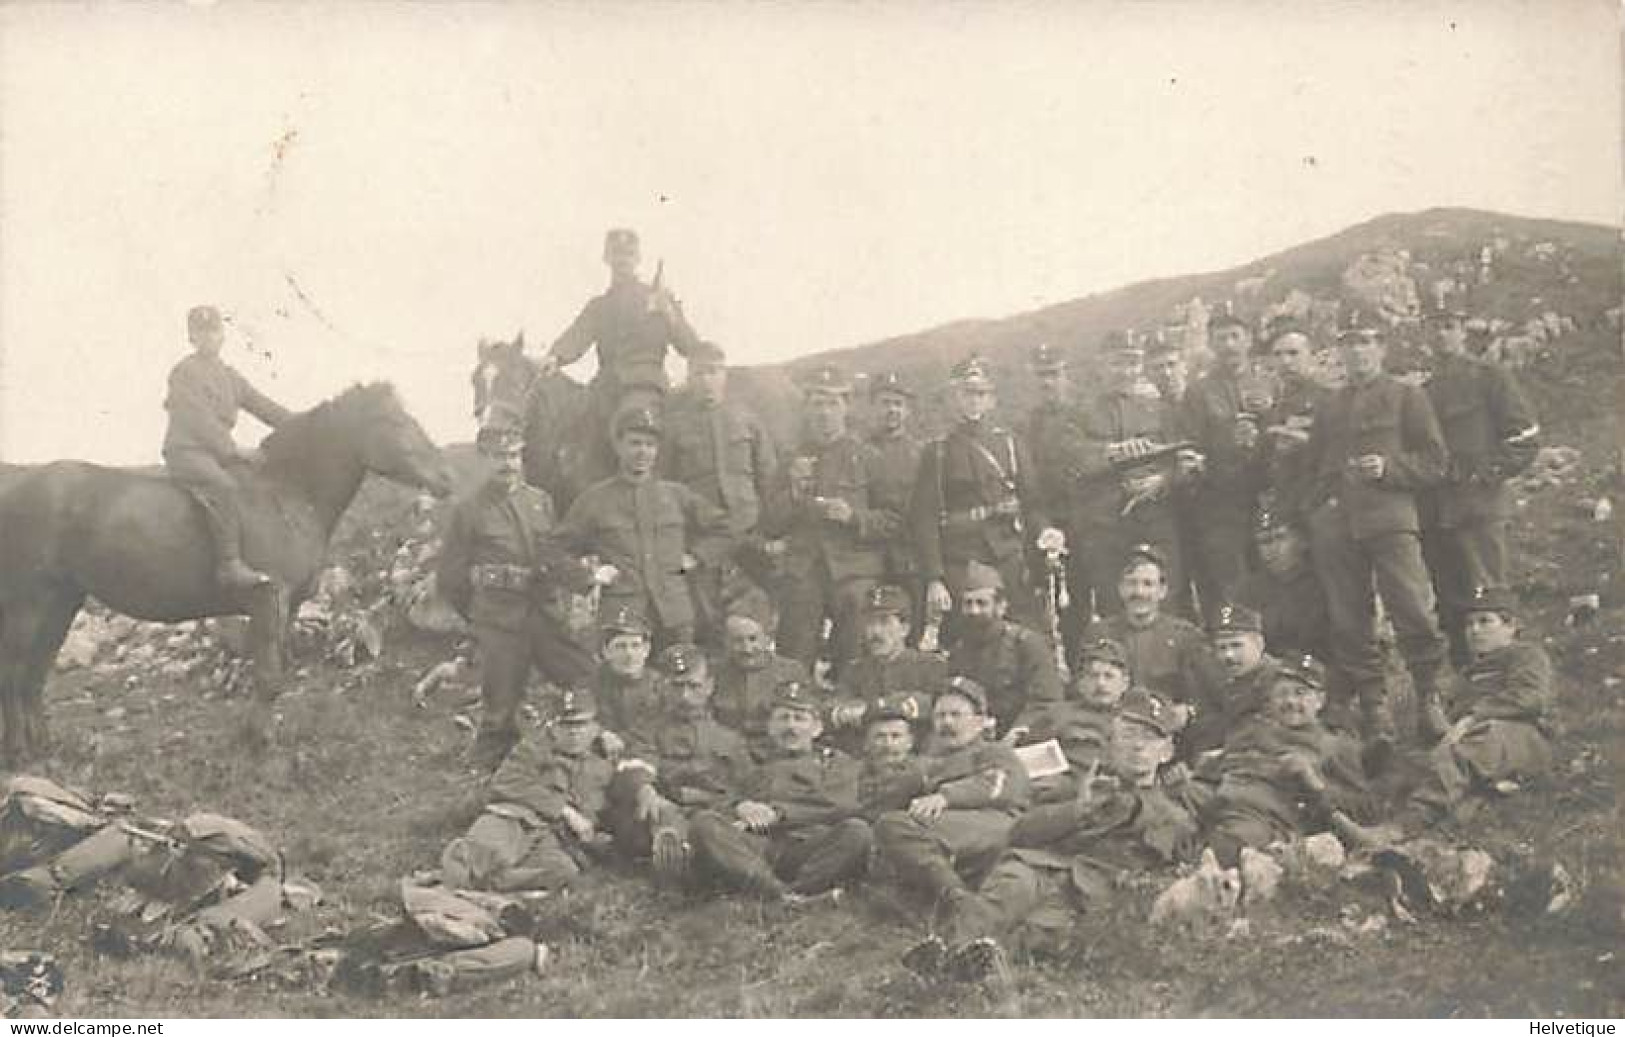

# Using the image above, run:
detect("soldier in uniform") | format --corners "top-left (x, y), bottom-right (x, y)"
top-left (946, 562), bottom-right (1063, 739)
top-left (1184, 603), bottom-right (1281, 755)
top-left (438, 422), bottom-right (598, 769)
top-left (1419, 307), bottom-right (1540, 666)
top-left (592, 606), bottom-right (663, 761)
top-left (1023, 343), bottom-right (1093, 650)
top-left (876, 677), bottom-right (1032, 917)
top-left (162, 304), bottom-right (293, 589)
top-left (866, 372), bottom-right (925, 610)
top-left (855, 695), bottom-right (928, 822)
top-left (551, 406), bottom-right (734, 649)
top-left (439, 689), bottom-right (614, 893)
top-left (688, 682), bottom-right (870, 899)
top-left (713, 596), bottom-right (811, 755)
top-left (1145, 332), bottom-right (1199, 618)
top-left (1070, 333), bottom-right (1200, 621)
top-left (759, 365), bottom-right (894, 670)
top-left (1181, 312), bottom-right (1276, 621)
top-left (829, 584), bottom-right (946, 744)
top-left (1081, 544), bottom-right (1224, 716)
top-left (603, 644), bottom-right (752, 879)
top-left (662, 341), bottom-right (778, 639)
top-left (912, 356), bottom-right (1057, 632)
top-left (1402, 586), bottom-right (1554, 821)
top-left (1303, 316), bottom-right (1451, 755)
top-left (1234, 509), bottom-right (1334, 667)
top-left (1260, 317), bottom-right (1328, 522)
top-left (538, 228), bottom-right (702, 480)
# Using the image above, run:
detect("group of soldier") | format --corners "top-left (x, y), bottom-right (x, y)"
top-left (165, 226), bottom-right (1558, 984)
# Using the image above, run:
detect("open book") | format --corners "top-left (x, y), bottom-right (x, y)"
top-left (1013, 738), bottom-right (1070, 780)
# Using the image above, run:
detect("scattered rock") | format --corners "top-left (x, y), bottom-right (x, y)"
top-left (1239, 847), bottom-right (1283, 905)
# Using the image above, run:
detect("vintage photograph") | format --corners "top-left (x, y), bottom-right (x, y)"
top-left (0, 0), bottom-right (1620, 1020)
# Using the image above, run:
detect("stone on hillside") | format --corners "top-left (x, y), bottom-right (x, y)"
top-left (1341, 251), bottom-right (1419, 320)
top-left (57, 621), bottom-right (108, 671)
top-left (1239, 847), bottom-right (1283, 905)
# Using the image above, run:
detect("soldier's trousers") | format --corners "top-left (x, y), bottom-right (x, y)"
top-left (1308, 510), bottom-right (1447, 740)
top-left (874, 809), bottom-right (1017, 903)
top-left (602, 768), bottom-right (693, 861)
top-left (1421, 519), bottom-right (1510, 665)
top-left (440, 811), bottom-right (581, 892)
top-left (1069, 518), bottom-right (1186, 622)
top-left (777, 565), bottom-right (876, 674)
top-left (164, 448), bottom-right (252, 567)
top-left (688, 813), bottom-right (873, 896)
top-left (1407, 719), bottom-right (1551, 817)
top-left (1189, 499), bottom-right (1253, 624)
top-left (406, 937), bottom-right (539, 996)
top-left (474, 612), bottom-right (596, 759)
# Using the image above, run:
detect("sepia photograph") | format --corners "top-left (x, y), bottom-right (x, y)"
top-left (0, 0), bottom-right (1620, 1020)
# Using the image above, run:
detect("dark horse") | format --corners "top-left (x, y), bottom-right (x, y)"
top-left (470, 333), bottom-right (597, 510)
top-left (0, 382), bottom-right (453, 763)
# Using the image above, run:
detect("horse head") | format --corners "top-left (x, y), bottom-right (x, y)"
top-left (266, 383), bottom-right (452, 500)
top-left (471, 332), bottom-right (540, 435)
top-left (352, 383), bottom-right (454, 497)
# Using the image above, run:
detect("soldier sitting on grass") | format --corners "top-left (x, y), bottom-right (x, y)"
top-left (592, 606), bottom-right (663, 762)
top-left (828, 584), bottom-right (946, 752)
top-left (913, 700), bottom-right (1208, 982)
top-left (1397, 585), bottom-right (1555, 824)
top-left (440, 689), bottom-right (614, 894)
top-left (712, 595), bottom-right (811, 758)
top-left (1184, 603), bottom-right (1281, 756)
top-left (688, 682), bottom-right (869, 901)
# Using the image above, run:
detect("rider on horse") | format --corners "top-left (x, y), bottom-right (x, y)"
top-left (536, 228), bottom-right (702, 478)
top-left (162, 305), bottom-right (291, 590)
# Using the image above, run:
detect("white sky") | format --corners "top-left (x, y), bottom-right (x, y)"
top-left (0, 0), bottom-right (1620, 463)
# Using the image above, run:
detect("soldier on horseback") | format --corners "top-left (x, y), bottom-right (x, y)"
top-left (162, 305), bottom-right (291, 590)
top-left (536, 228), bottom-right (702, 481)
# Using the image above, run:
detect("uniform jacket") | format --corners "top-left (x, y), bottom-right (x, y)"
top-left (1072, 387), bottom-right (1188, 529)
top-left (856, 757), bottom-right (930, 819)
top-left (736, 746), bottom-right (863, 830)
top-left (760, 432), bottom-right (892, 584)
top-left (832, 648), bottom-right (946, 727)
top-left (596, 667), bottom-right (665, 758)
top-left (436, 478), bottom-right (558, 632)
top-left (1422, 355), bottom-right (1539, 529)
top-left (662, 392), bottom-right (777, 536)
top-left (713, 652), bottom-right (811, 747)
top-left (163, 352), bottom-right (292, 459)
top-left (1234, 567), bottom-right (1334, 666)
top-left (1453, 640), bottom-right (1554, 730)
top-left (1263, 376), bottom-right (1329, 520)
top-left (948, 620), bottom-right (1064, 735)
top-left (1007, 781), bottom-right (1207, 875)
top-left (1180, 366), bottom-right (1276, 507)
top-left (552, 474), bottom-right (732, 631)
top-left (1081, 613), bottom-right (1223, 708)
top-left (1025, 401), bottom-right (1092, 522)
top-left (1185, 656), bottom-right (1282, 755)
top-left (1305, 375), bottom-right (1448, 540)
top-left (647, 707), bottom-right (753, 809)
top-left (915, 739), bottom-right (1032, 816)
top-left (488, 737), bottom-right (615, 826)
top-left (910, 420), bottom-right (1047, 580)
top-left (550, 278), bottom-right (700, 392)
top-left (867, 429), bottom-right (925, 576)
top-left (1202, 718), bottom-right (1376, 835)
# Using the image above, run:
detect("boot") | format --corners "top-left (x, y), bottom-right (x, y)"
top-left (1359, 687), bottom-right (1398, 776)
top-left (1414, 684), bottom-right (1451, 746)
top-left (198, 495), bottom-right (270, 590)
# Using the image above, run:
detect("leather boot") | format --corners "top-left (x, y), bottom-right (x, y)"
top-left (198, 495), bottom-right (270, 590)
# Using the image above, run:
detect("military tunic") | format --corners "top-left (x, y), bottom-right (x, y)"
top-left (831, 648), bottom-right (946, 734)
top-left (595, 666), bottom-right (665, 760)
top-left (662, 391), bottom-right (777, 538)
top-left (1080, 613), bottom-right (1223, 711)
top-left (688, 747), bottom-right (870, 896)
top-left (1180, 367), bottom-right (1276, 620)
top-left (947, 620), bottom-right (1063, 737)
top-left (713, 652), bottom-right (811, 752)
top-left (867, 428), bottom-right (925, 586)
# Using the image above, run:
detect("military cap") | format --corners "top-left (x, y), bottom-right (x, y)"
top-left (613, 405), bottom-right (662, 439)
top-left (1121, 542), bottom-right (1167, 573)
top-left (1462, 585), bottom-right (1518, 616)
top-left (601, 605), bottom-right (652, 640)
top-left (550, 687), bottom-right (598, 724)
top-left (868, 371), bottom-right (914, 399)
top-left (534, 546), bottom-right (596, 594)
top-left (1275, 653), bottom-right (1327, 690)
top-left (940, 675), bottom-right (989, 714)
top-left (1144, 330), bottom-right (1181, 357)
top-left (1207, 309), bottom-right (1249, 334)
top-left (949, 355), bottom-right (996, 389)
top-left (477, 420), bottom-right (525, 455)
top-left (724, 589), bottom-right (779, 632)
top-left (1102, 329), bottom-right (1143, 355)
top-left (866, 694), bottom-right (920, 725)
top-left (1116, 688), bottom-right (1177, 738)
top-left (1028, 342), bottom-right (1068, 373)
top-left (1262, 315), bottom-right (1308, 347)
top-left (1337, 309), bottom-right (1384, 343)
top-left (1207, 602), bottom-right (1264, 636)
top-left (188, 305), bottom-right (223, 336)
top-left (689, 341), bottom-right (727, 368)
top-left (771, 679), bottom-right (821, 716)
top-left (961, 560), bottom-right (1005, 593)
top-left (863, 583), bottom-right (913, 618)
top-left (1077, 636), bottom-right (1129, 671)
top-left (1253, 506), bottom-right (1295, 540)
top-left (603, 227), bottom-right (640, 252)
top-left (655, 642), bottom-right (707, 677)
top-left (800, 363), bottom-right (854, 396)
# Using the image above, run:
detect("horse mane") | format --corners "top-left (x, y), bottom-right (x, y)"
top-left (261, 382), bottom-right (397, 465)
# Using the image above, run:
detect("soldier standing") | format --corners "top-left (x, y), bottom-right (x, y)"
top-left (1260, 318), bottom-right (1329, 522)
top-left (162, 304), bottom-right (292, 590)
top-left (865, 372), bottom-right (925, 612)
top-left (912, 356), bottom-right (1056, 632)
top-left (1303, 316), bottom-right (1450, 756)
top-left (1419, 306), bottom-right (1540, 666)
top-left (1023, 343), bottom-right (1092, 651)
top-left (552, 407), bottom-right (734, 649)
top-left (760, 365), bottom-right (893, 671)
top-left (538, 228), bottom-right (702, 480)
top-left (437, 422), bottom-right (598, 769)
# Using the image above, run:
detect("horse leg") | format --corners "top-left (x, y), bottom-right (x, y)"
top-left (0, 602), bottom-right (47, 765)
top-left (238, 582), bottom-right (287, 752)
top-left (15, 589), bottom-right (85, 761)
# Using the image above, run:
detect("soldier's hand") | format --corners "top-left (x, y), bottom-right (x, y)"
top-left (598, 730), bottom-right (626, 758)
top-left (762, 539), bottom-right (788, 559)
top-left (830, 703), bottom-right (867, 729)
top-left (1176, 448), bottom-right (1206, 475)
top-left (999, 725), bottom-right (1031, 747)
top-left (908, 793), bottom-right (948, 824)
top-left (926, 580), bottom-right (953, 615)
top-left (736, 801), bottom-right (779, 832)
top-left (634, 784), bottom-right (667, 823)
top-left (561, 805), bottom-right (596, 842)
top-left (821, 497), bottom-right (855, 524)
top-left (1233, 415), bottom-right (1260, 450)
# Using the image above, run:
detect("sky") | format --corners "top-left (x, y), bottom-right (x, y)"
top-left (0, 0), bottom-right (1619, 464)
